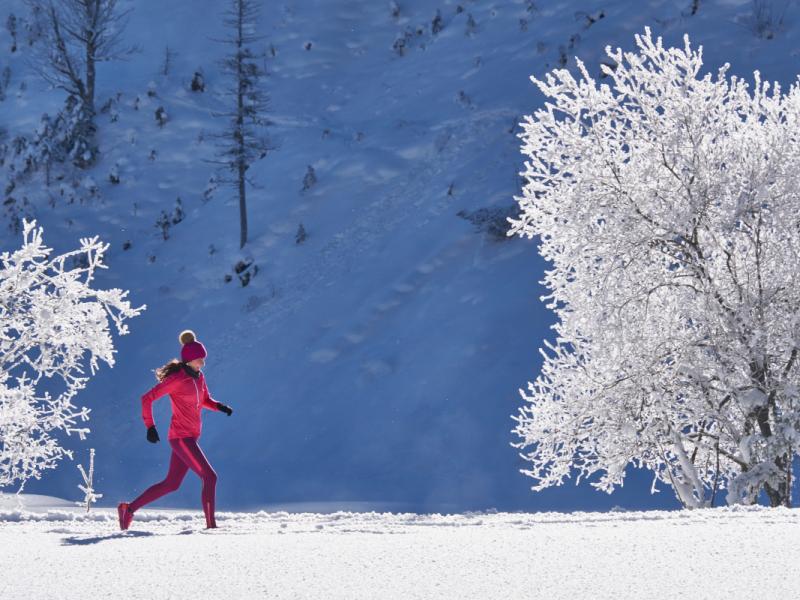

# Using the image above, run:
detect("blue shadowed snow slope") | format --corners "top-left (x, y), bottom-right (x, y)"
top-left (3, 0), bottom-right (800, 512)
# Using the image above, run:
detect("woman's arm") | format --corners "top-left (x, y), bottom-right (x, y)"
top-left (141, 375), bottom-right (180, 428)
top-left (201, 379), bottom-right (220, 411)
top-left (202, 379), bottom-right (232, 415)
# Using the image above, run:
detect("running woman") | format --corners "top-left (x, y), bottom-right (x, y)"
top-left (117, 330), bottom-right (233, 530)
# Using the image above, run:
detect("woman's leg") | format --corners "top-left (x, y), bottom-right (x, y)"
top-left (128, 441), bottom-right (190, 513)
top-left (171, 437), bottom-right (218, 528)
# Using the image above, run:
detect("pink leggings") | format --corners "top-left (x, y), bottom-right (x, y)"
top-left (129, 437), bottom-right (217, 527)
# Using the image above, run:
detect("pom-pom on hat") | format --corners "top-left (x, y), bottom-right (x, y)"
top-left (179, 329), bottom-right (208, 363)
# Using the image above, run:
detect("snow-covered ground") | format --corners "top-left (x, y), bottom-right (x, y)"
top-left (2, 495), bottom-right (799, 599)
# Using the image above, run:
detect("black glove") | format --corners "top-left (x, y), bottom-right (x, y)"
top-left (146, 425), bottom-right (160, 443)
top-left (216, 402), bottom-right (233, 416)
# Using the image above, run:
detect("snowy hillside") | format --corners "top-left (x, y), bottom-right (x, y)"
top-left (4, 0), bottom-right (800, 514)
top-left (3, 496), bottom-right (800, 599)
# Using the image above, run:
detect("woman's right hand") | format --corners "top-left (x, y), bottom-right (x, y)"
top-left (146, 425), bottom-right (160, 444)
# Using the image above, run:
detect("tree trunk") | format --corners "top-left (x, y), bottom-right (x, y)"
top-left (85, 40), bottom-right (95, 113)
top-left (238, 161), bottom-right (247, 249)
top-left (84, 0), bottom-right (98, 113)
top-left (751, 362), bottom-right (791, 507)
top-left (236, 0), bottom-right (247, 248)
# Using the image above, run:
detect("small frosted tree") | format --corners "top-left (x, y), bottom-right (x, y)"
top-left (511, 28), bottom-right (800, 508)
top-left (0, 220), bottom-right (144, 491)
top-left (76, 447), bottom-right (101, 511)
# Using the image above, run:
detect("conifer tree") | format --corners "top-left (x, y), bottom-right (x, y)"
top-left (212, 0), bottom-right (271, 249)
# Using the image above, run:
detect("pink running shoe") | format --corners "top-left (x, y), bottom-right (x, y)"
top-left (117, 503), bottom-right (134, 531)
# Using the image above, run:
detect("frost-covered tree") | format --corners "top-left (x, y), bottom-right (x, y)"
top-left (511, 28), bottom-right (800, 508)
top-left (0, 220), bottom-right (144, 491)
top-left (212, 0), bottom-right (271, 249)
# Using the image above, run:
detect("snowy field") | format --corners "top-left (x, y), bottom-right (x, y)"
top-left (1, 496), bottom-right (799, 599)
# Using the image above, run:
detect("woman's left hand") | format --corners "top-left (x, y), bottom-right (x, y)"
top-left (216, 402), bottom-right (233, 416)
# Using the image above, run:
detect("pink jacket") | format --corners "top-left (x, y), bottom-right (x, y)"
top-left (141, 368), bottom-right (219, 440)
